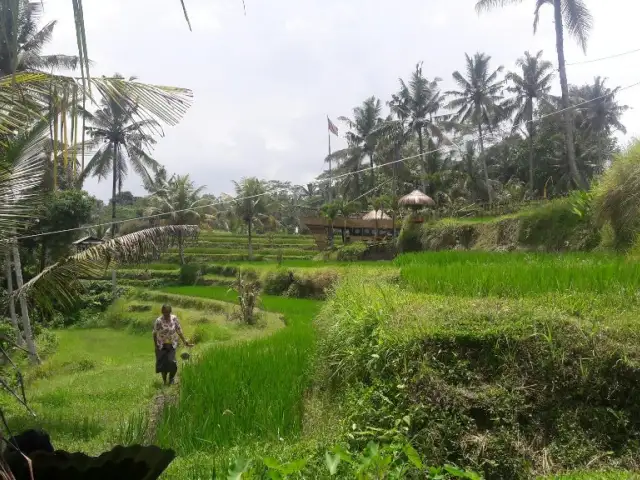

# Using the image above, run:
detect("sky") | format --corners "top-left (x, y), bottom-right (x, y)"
top-left (42, 0), bottom-right (639, 202)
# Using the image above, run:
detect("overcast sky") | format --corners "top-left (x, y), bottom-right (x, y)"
top-left (42, 0), bottom-right (639, 202)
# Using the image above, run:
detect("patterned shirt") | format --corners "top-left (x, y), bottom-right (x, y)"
top-left (154, 314), bottom-right (183, 348)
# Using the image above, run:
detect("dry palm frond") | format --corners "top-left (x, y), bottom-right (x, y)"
top-left (16, 225), bottom-right (199, 311)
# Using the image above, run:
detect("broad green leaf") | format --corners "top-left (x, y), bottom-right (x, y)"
top-left (227, 458), bottom-right (251, 480)
top-left (403, 443), bottom-right (423, 469)
top-left (281, 458), bottom-right (307, 475)
top-left (325, 452), bottom-right (341, 475)
top-left (263, 457), bottom-right (282, 470)
top-left (332, 445), bottom-right (354, 463)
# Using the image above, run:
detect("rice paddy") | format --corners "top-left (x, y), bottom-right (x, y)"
top-left (6, 230), bottom-right (640, 478)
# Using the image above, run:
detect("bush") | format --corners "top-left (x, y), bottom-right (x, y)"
top-left (397, 217), bottom-right (423, 253)
top-left (285, 270), bottom-right (338, 300)
top-left (594, 141), bottom-right (640, 250)
top-left (206, 264), bottom-right (239, 277)
top-left (316, 276), bottom-right (640, 478)
top-left (179, 264), bottom-right (202, 285)
top-left (35, 329), bottom-right (59, 359)
top-left (418, 199), bottom-right (600, 253)
top-left (336, 242), bottom-right (368, 262)
top-left (262, 269), bottom-right (295, 295)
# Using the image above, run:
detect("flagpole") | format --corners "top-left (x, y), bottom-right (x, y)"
top-left (327, 116), bottom-right (332, 203)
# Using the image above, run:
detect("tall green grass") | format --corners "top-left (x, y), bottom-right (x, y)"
top-left (155, 287), bottom-right (321, 453)
top-left (397, 251), bottom-right (640, 297)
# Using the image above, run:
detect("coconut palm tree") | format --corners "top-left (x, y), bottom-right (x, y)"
top-left (326, 144), bottom-right (366, 201)
top-left (390, 63), bottom-right (446, 193)
top-left (320, 201), bottom-right (340, 248)
top-left (506, 50), bottom-right (555, 196)
top-left (0, 0), bottom-right (79, 76)
top-left (148, 174), bottom-right (210, 264)
top-left (475, 0), bottom-right (593, 190)
top-left (338, 96), bottom-right (384, 190)
top-left (573, 77), bottom-right (628, 138)
top-left (447, 52), bottom-right (505, 202)
top-left (80, 80), bottom-right (160, 237)
top-left (233, 177), bottom-right (269, 260)
top-left (572, 77), bottom-right (628, 169)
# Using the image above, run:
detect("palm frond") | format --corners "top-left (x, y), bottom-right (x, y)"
top-left (16, 225), bottom-right (200, 311)
top-left (0, 121), bottom-right (49, 240)
top-left (475, 0), bottom-right (523, 13)
top-left (561, 0), bottom-right (593, 53)
top-left (533, 0), bottom-right (552, 33)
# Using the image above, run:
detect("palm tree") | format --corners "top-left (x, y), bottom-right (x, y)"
top-left (320, 201), bottom-right (340, 248)
top-left (81, 80), bottom-right (160, 238)
top-left (475, 0), bottom-right (593, 190)
top-left (0, 120), bottom-right (50, 362)
top-left (447, 53), bottom-right (505, 202)
top-left (326, 144), bottom-right (365, 201)
top-left (506, 51), bottom-right (555, 196)
top-left (233, 177), bottom-right (269, 260)
top-left (573, 77), bottom-right (628, 138)
top-left (390, 63), bottom-right (446, 193)
top-left (148, 174), bottom-right (210, 264)
top-left (338, 96), bottom-right (383, 190)
top-left (0, 0), bottom-right (79, 76)
top-left (572, 77), bottom-right (628, 170)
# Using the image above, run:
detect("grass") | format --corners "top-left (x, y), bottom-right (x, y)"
top-left (397, 251), bottom-right (639, 297)
top-left (2, 295), bottom-right (283, 455)
top-left (155, 286), bottom-right (322, 454)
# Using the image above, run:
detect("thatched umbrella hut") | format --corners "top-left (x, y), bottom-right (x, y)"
top-left (362, 209), bottom-right (391, 239)
top-left (398, 190), bottom-right (434, 223)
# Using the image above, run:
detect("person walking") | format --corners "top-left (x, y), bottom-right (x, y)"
top-left (153, 304), bottom-right (192, 385)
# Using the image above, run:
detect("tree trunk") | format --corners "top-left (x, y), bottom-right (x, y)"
top-left (247, 220), bottom-right (253, 260)
top-left (477, 122), bottom-right (492, 203)
top-left (178, 231), bottom-right (185, 265)
top-left (329, 221), bottom-right (334, 248)
top-left (417, 130), bottom-right (428, 192)
top-left (527, 99), bottom-right (535, 197)
top-left (369, 150), bottom-right (376, 192)
top-left (111, 141), bottom-right (118, 293)
top-left (553, 0), bottom-right (586, 190)
top-left (392, 147), bottom-right (398, 239)
top-left (4, 251), bottom-right (23, 347)
top-left (12, 243), bottom-right (39, 363)
top-left (111, 142), bottom-right (118, 235)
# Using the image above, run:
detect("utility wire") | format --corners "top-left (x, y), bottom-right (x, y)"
top-left (565, 47), bottom-right (640, 67)
top-left (10, 78), bottom-right (640, 243)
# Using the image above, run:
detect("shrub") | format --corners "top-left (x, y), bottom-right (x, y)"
top-left (179, 263), bottom-right (202, 285)
top-left (207, 264), bottom-right (238, 277)
top-left (316, 276), bottom-right (640, 478)
top-left (285, 270), bottom-right (338, 300)
top-left (397, 217), bottom-right (423, 253)
top-left (262, 269), bottom-right (294, 295)
top-left (233, 273), bottom-right (261, 325)
top-left (35, 329), bottom-right (59, 359)
top-left (594, 141), bottom-right (640, 250)
top-left (337, 242), bottom-right (368, 261)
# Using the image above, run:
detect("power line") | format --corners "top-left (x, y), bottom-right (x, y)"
top-left (9, 78), bottom-right (640, 243)
top-left (565, 47), bottom-right (640, 67)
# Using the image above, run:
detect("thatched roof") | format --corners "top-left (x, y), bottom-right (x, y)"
top-left (398, 190), bottom-right (435, 207)
top-left (362, 209), bottom-right (391, 220)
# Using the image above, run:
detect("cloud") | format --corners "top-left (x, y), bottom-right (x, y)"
top-left (41, 0), bottom-right (640, 202)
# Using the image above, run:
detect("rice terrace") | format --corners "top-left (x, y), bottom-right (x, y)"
top-left (1, 0), bottom-right (640, 479)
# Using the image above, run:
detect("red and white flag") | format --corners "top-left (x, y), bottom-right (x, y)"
top-left (327, 117), bottom-right (339, 136)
